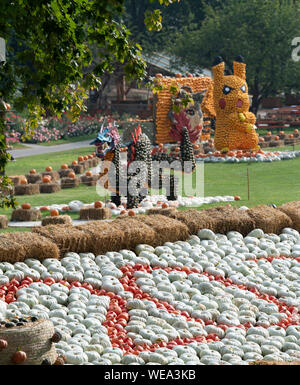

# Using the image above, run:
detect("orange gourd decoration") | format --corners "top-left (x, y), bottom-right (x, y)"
top-left (203, 56), bottom-right (259, 152)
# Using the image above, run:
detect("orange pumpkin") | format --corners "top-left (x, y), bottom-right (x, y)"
top-left (40, 206), bottom-right (49, 211)
top-left (267, 132), bottom-right (272, 136)
top-left (294, 129), bottom-right (299, 134)
top-left (42, 176), bottom-right (51, 183)
top-left (94, 201), bottom-right (103, 208)
top-left (50, 209), bottom-right (59, 217)
top-left (155, 73), bottom-right (163, 78)
top-left (21, 203), bottom-right (31, 210)
top-left (72, 160), bottom-right (78, 165)
top-left (274, 136), bottom-right (280, 140)
top-left (20, 178), bottom-right (28, 185)
top-left (83, 155), bottom-right (88, 161)
top-left (45, 166), bottom-right (52, 172)
top-left (162, 203), bottom-right (169, 209)
top-left (78, 156), bottom-right (84, 162)
top-left (289, 134), bottom-right (294, 138)
top-left (61, 164), bottom-right (69, 170)
top-left (234, 196), bottom-right (241, 201)
top-left (85, 171), bottom-right (92, 177)
top-left (29, 169), bottom-right (36, 174)
top-left (175, 73), bottom-right (182, 78)
top-left (128, 210), bottom-right (135, 217)
top-left (68, 171), bottom-right (75, 179)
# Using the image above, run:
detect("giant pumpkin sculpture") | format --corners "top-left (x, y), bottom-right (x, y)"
top-left (202, 56), bottom-right (259, 152)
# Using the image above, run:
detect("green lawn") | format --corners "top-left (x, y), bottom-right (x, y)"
top-left (6, 147), bottom-right (93, 176)
top-left (38, 133), bottom-right (97, 146)
top-left (1, 145), bottom-right (300, 232)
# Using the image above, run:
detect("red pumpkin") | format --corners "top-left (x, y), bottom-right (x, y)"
top-left (94, 201), bottom-right (103, 208)
top-left (22, 203), bottom-right (31, 210)
top-left (0, 339), bottom-right (8, 350)
top-left (42, 176), bottom-right (51, 183)
top-left (68, 171), bottom-right (75, 179)
top-left (234, 196), bottom-right (241, 201)
top-left (128, 210), bottom-right (135, 217)
top-left (50, 209), bottom-right (59, 217)
top-left (12, 350), bottom-right (27, 364)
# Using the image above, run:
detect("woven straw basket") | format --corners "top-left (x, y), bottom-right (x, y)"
top-left (0, 320), bottom-right (57, 365)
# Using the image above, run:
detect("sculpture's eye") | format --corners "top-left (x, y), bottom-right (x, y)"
top-left (240, 84), bottom-right (246, 93)
top-left (186, 109), bottom-right (195, 116)
top-left (223, 86), bottom-right (232, 95)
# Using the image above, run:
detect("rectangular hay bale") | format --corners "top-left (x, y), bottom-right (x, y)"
top-left (80, 175), bottom-right (99, 187)
top-left (0, 232), bottom-right (59, 262)
top-left (39, 183), bottom-right (61, 194)
top-left (32, 224), bottom-right (93, 255)
top-left (113, 217), bottom-right (156, 249)
top-left (41, 215), bottom-right (72, 226)
top-left (135, 214), bottom-right (190, 246)
top-left (11, 208), bottom-right (42, 222)
top-left (204, 205), bottom-right (256, 236)
top-left (25, 174), bottom-right (42, 184)
top-left (0, 215), bottom-right (8, 229)
top-left (61, 177), bottom-right (80, 189)
top-left (69, 164), bottom-right (85, 174)
top-left (248, 204), bottom-right (293, 234)
top-left (76, 221), bottom-right (125, 255)
top-left (14, 183), bottom-right (40, 196)
top-left (79, 207), bottom-right (112, 220)
top-left (165, 209), bottom-right (219, 235)
top-left (278, 201), bottom-right (300, 232)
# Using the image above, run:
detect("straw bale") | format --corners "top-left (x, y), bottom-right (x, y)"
top-left (14, 183), bottom-right (40, 196)
top-left (0, 232), bottom-right (59, 262)
top-left (33, 224), bottom-right (93, 255)
top-left (80, 175), bottom-right (99, 186)
top-left (79, 161), bottom-right (89, 170)
top-left (278, 201), bottom-right (300, 232)
top-left (76, 221), bottom-right (125, 255)
top-left (11, 208), bottom-right (42, 222)
top-left (135, 214), bottom-right (190, 246)
top-left (113, 217), bottom-right (156, 249)
top-left (9, 175), bottom-right (26, 186)
top-left (41, 171), bottom-right (60, 181)
top-left (25, 173), bottom-right (42, 184)
top-left (204, 205), bottom-right (256, 236)
top-left (147, 207), bottom-right (177, 216)
top-left (0, 319), bottom-right (57, 365)
top-left (42, 215), bottom-right (72, 226)
top-left (61, 177), bottom-right (80, 189)
top-left (91, 158), bottom-right (99, 167)
top-left (0, 215), bottom-right (8, 229)
top-left (39, 183), bottom-right (61, 194)
top-left (248, 205), bottom-right (293, 234)
top-left (58, 168), bottom-right (73, 178)
top-left (79, 207), bottom-right (112, 220)
top-left (165, 209), bottom-right (218, 234)
top-left (6, 232), bottom-right (60, 261)
top-left (69, 164), bottom-right (85, 174)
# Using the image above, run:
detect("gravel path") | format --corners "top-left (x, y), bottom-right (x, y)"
top-left (9, 140), bottom-right (92, 159)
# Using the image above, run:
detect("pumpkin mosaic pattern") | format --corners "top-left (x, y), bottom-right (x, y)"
top-left (1, 227), bottom-right (300, 365)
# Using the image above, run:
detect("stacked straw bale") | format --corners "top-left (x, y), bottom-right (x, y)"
top-left (39, 183), bottom-right (61, 194)
top-left (279, 201), bottom-right (300, 232)
top-left (41, 215), bottom-right (72, 226)
top-left (0, 232), bottom-right (59, 262)
top-left (32, 224), bottom-right (93, 255)
top-left (11, 208), bottom-right (42, 222)
top-left (135, 214), bottom-right (190, 246)
top-left (247, 205), bottom-right (292, 234)
top-left (0, 215), bottom-right (8, 229)
top-left (79, 207), bottom-right (112, 220)
top-left (113, 217), bottom-right (156, 249)
top-left (25, 173), bottom-right (42, 184)
top-left (15, 184), bottom-right (40, 196)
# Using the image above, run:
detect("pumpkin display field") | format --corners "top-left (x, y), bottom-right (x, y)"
top-left (1, 204), bottom-right (300, 365)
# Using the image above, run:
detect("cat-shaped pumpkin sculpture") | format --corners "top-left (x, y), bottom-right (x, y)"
top-left (203, 56), bottom-right (259, 152)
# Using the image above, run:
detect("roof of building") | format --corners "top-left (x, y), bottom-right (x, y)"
top-left (143, 52), bottom-right (211, 78)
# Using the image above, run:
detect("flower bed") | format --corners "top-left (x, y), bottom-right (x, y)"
top-left (1, 226), bottom-right (300, 365)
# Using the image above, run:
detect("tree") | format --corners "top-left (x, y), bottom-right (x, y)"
top-left (0, 0), bottom-right (179, 208)
top-left (171, 0), bottom-right (300, 115)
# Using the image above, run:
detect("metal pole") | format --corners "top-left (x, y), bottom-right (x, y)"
top-left (247, 167), bottom-right (250, 201)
